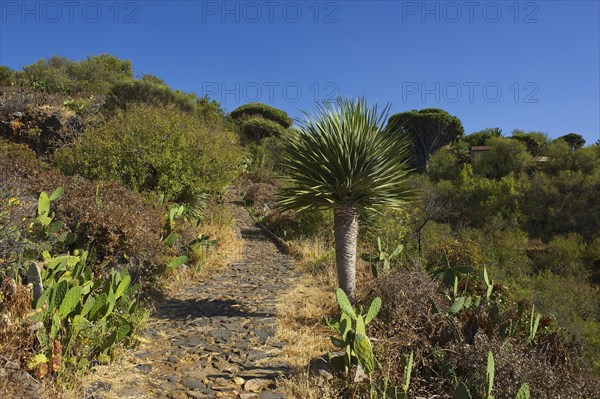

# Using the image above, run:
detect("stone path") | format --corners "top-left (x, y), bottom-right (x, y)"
top-left (84, 195), bottom-right (298, 399)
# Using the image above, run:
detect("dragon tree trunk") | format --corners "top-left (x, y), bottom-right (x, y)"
top-left (333, 205), bottom-right (359, 303)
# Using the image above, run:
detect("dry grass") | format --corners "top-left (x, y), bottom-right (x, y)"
top-left (195, 208), bottom-right (245, 276)
top-left (64, 349), bottom-right (147, 399)
top-left (272, 237), bottom-right (343, 398)
top-left (275, 274), bottom-right (334, 369)
top-left (160, 204), bottom-right (245, 293)
top-left (276, 372), bottom-right (341, 399)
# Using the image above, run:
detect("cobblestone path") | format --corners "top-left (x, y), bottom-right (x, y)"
top-left (84, 196), bottom-right (297, 399)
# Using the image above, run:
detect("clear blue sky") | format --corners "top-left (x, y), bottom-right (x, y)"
top-left (1, 1), bottom-right (599, 144)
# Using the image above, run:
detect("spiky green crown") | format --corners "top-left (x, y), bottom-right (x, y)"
top-left (278, 97), bottom-right (413, 212)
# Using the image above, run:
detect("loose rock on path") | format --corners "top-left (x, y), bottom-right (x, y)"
top-left (84, 195), bottom-right (297, 399)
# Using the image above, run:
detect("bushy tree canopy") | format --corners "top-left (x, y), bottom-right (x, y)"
top-left (230, 102), bottom-right (293, 129)
top-left (239, 117), bottom-right (286, 141)
top-left (427, 146), bottom-right (463, 182)
top-left (557, 132), bottom-right (586, 151)
top-left (510, 129), bottom-right (549, 156)
top-left (230, 102), bottom-right (292, 143)
top-left (386, 108), bottom-right (464, 171)
top-left (464, 128), bottom-right (503, 147)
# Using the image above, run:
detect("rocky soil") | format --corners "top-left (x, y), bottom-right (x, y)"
top-left (83, 196), bottom-right (298, 399)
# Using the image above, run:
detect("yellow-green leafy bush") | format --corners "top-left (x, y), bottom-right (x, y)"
top-left (54, 104), bottom-right (242, 203)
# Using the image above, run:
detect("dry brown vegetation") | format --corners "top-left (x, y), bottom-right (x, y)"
top-left (0, 279), bottom-right (62, 399)
top-left (0, 139), bottom-right (166, 280)
top-left (270, 236), bottom-right (600, 398)
top-left (368, 269), bottom-right (600, 398)
top-left (0, 87), bottom-right (105, 157)
top-left (0, 278), bottom-right (33, 361)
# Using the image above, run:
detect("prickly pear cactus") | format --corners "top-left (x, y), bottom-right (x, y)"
top-left (453, 382), bottom-right (472, 399)
top-left (88, 293), bottom-right (107, 321)
top-left (515, 384), bottom-right (530, 399)
top-left (59, 285), bottom-right (81, 318)
top-left (353, 333), bottom-right (374, 374)
top-left (327, 289), bottom-right (384, 377)
top-left (81, 295), bottom-right (96, 317)
top-left (335, 288), bottom-right (357, 320)
top-left (486, 351), bottom-right (495, 399)
top-left (364, 297), bottom-right (381, 325)
top-left (114, 272), bottom-right (131, 300)
top-left (355, 314), bottom-right (366, 336)
top-left (50, 280), bottom-right (68, 313)
top-left (403, 351), bottom-right (414, 396)
top-left (27, 262), bottom-right (44, 302)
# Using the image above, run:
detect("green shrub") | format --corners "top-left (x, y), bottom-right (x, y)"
top-left (73, 54), bottom-right (133, 93)
top-left (479, 225), bottom-right (531, 282)
top-left (420, 221), bottom-right (453, 259)
top-left (522, 170), bottom-right (600, 241)
top-left (230, 102), bottom-right (293, 128)
top-left (104, 80), bottom-right (195, 113)
top-left (510, 130), bottom-right (549, 156)
top-left (21, 54), bottom-right (133, 95)
top-left (140, 74), bottom-right (166, 85)
top-left (22, 56), bottom-right (76, 94)
top-left (54, 104), bottom-right (242, 203)
top-left (525, 271), bottom-right (600, 369)
top-left (296, 208), bottom-right (334, 240)
top-left (570, 147), bottom-right (599, 174)
top-left (103, 80), bottom-right (224, 131)
top-left (528, 272), bottom-right (599, 327)
top-left (476, 137), bottom-right (533, 179)
top-left (424, 231), bottom-right (483, 276)
top-left (441, 168), bottom-right (524, 228)
top-left (583, 237), bottom-right (600, 273)
top-left (370, 207), bottom-right (410, 245)
top-left (427, 145), bottom-right (463, 181)
top-left (258, 136), bottom-right (285, 171)
top-left (544, 141), bottom-right (598, 175)
top-left (0, 66), bottom-right (15, 86)
top-left (581, 319), bottom-right (600, 374)
top-left (531, 234), bottom-right (587, 276)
